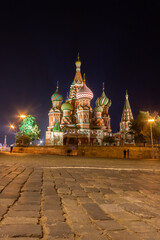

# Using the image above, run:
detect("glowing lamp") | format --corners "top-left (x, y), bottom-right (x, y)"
top-left (148, 119), bottom-right (155, 122)
top-left (10, 124), bottom-right (15, 129)
top-left (20, 114), bottom-right (26, 119)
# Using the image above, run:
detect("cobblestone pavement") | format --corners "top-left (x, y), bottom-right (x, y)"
top-left (0, 154), bottom-right (160, 239)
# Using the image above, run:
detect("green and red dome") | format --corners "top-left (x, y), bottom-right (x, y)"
top-left (51, 82), bottom-right (63, 102)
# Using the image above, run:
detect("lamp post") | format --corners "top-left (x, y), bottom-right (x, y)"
top-left (9, 114), bottom-right (27, 146)
top-left (148, 118), bottom-right (155, 158)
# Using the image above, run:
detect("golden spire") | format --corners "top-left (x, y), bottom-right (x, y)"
top-left (102, 82), bottom-right (105, 91)
top-left (83, 73), bottom-right (86, 83)
top-left (56, 81), bottom-right (59, 92)
top-left (77, 52), bottom-right (80, 61)
top-left (126, 89), bottom-right (128, 99)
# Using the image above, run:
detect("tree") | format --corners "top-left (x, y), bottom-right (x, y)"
top-left (18, 115), bottom-right (41, 144)
top-left (129, 111), bottom-right (160, 145)
top-left (16, 135), bottom-right (31, 147)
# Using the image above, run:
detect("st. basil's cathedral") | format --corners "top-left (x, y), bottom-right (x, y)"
top-left (46, 55), bottom-right (133, 146)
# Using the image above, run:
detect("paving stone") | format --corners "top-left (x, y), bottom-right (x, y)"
top-left (2, 216), bottom-right (38, 224)
top-left (0, 199), bottom-right (15, 206)
top-left (125, 220), bottom-right (157, 233)
top-left (72, 189), bottom-right (88, 197)
top-left (100, 203), bottom-right (124, 213)
top-left (48, 222), bottom-right (74, 238)
top-left (82, 203), bottom-right (112, 220)
top-left (0, 193), bottom-right (19, 199)
top-left (0, 205), bottom-right (7, 218)
top-left (44, 210), bottom-right (65, 223)
top-left (0, 224), bottom-right (42, 238)
top-left (110, 210), bottom-right (140, 222)
top-left (95, 220), bottom-right (125, 231)
top-left (120, 203), bottom-right (158, 218)
top-left (136, 232), bottom-right (160, 240)
top-left (84, 187), bottom-right (100, 193)
top-left (13, 204), bottom-right (40, 211)
top-left (108, 230), bottom-right (141, 240)
top-left (7, 210), bottom-right (40, 218)
top-left (57, 187), bottom-right (71, 195)
top-left (19, 197), bottom-right (41, 204)
top-left (100, 188), bottom-right (115, 194)
top-left (145, 217), bottom-right (160, 229)
top-left (77, 197), bottom-right (93, 203)
top-left (80, 232), bottom-right (110, 240)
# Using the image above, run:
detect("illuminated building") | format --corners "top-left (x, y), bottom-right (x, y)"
top-left (46, 55), bottom-right (112, 146)
top-left (120, 90), bottom-right (134, 143)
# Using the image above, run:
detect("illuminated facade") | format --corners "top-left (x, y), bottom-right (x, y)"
top-left (46, 55), bottom-right (112, 146)
top-left (120, 90), bottom-right (134, 143)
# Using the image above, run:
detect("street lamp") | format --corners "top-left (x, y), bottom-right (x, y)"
top-left (10, 124), bottom-right (16, 129)
top-left (20, 114), bottom-right (26, 119)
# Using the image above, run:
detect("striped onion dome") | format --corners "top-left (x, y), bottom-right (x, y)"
top-left (98, 90), bottom-right (109, 107)
top-left (76, 75), bottom-right (93, 100)
top-left (51, 83), bottom-right (63, 102)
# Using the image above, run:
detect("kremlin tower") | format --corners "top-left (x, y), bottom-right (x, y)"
top-left (120, 90), bottom-right (134, 144)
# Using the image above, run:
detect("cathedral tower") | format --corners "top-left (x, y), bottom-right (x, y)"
top-left (120, 90), bottom-right (133, 133)
top-left (48, 81), bottom-right (63, 131)
top-left (95, 83), bottom-right (112, 132)
top-left (76, 74), bottom-right (93, 129)
top-left (69, 53), bottom-right (83, 110)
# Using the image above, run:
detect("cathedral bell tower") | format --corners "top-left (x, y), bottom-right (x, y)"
top-left (48, 81), bottom-right (63, 131)
top-left (68, 53), bottom-right (83, 111)
top-left (120, 90), bottom-right (133, 133)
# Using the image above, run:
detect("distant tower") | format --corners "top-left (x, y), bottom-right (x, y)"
top-left (76, 74), bottom-right (93, 129)
top-left (3, 135), bottom-right (7, 148)
top-left (69, 53), bottom-right (83, 109)
top-left (120, 90), bottom-right (133, 133)
top-left (95, 83), bottom-right (112, 132)
top-left (48, 81), bottom-right (63, 131)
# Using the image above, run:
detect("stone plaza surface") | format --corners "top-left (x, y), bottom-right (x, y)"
top-left (0, 153), bottom-right (160, 239)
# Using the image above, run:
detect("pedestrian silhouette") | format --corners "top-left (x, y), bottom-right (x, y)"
top-left (123, 149), bottom-right (127, 158)
top-left (10, 145), bottom-right (13, 153)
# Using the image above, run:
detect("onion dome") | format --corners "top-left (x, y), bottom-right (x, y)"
top-left (99, 91), bottom-right (109, 106)
top-left (61, 93), bottom-right (73, 111)
top-left (94, 106), bottom-right (103, 112)
top-left (76, 74), bottom-right (93, 100)
top-left (96, 82), bottom-right (111, 107)
top-left (61, 102), bottom-right (73, 111)
top-left (51, 81), bottom-right (63, 102)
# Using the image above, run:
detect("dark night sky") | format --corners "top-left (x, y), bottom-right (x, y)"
top-left (0, 1), bottom-right (160, 145)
